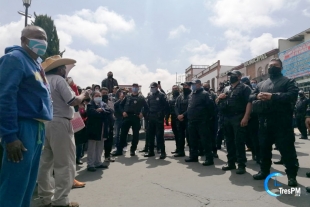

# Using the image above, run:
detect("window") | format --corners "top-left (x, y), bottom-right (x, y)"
top-left (212, 78), bottom-right (215, 89)
top-left (257, 67), bottom-right (263, 77)
top-left (265, 64), bottom-right (269, 74)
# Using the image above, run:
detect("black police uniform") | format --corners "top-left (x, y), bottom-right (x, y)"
top-left (221, 82), bottom-right (251, 171)
top-left (174, 89), bottom-right (191, 156)
top-left (145, 91), bottom-right (169, 158)
top-left (186, 88), bottom-right (215, 165)
top-left (216, 87), bottom-right (225, 149)
top-left (205, 89), bottom-right (218, 157)
top-left (251, 73), bottom-right (299, 184)
top-left (295, 95), bottom-right (309, 139)
top-left (114, 93), bottom-right (149, 155)
top-left (166, 92), bottom-right (180, 153)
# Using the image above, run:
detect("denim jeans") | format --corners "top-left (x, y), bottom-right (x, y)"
top-left (114, 119), bottom-right (123, 148)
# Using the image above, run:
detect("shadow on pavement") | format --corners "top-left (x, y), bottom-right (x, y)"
top-left (145, 157), bottom-right (171, 168)
top-left (116, 155), bottom-right (147, 166)
top-left (75, 168), bottom-right (104, 182)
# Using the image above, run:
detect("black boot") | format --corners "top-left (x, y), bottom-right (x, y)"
top-left (253, 171), bottom-right (269, 180)
top-left (222, 164), bottom-right (236, 171)
top-left (213, 151), bottom-right (219, 158)
top-left (202, 159), bottom-right (214, 166)
top-left (171, 149), bottom-right (178, 154)
top-left (111, 150), bottom-right (123, 156)
top-left (144, 151), bottom-right (155, 157)
top-left (174, 151), bottom-right (185, 157)
top-left (160, 152), bottom-right (167, 159)
top-left (130, 151), bottom-right (136, 156)
top-left (306, 187), bottom-right (310, 193)
top-left (288, 177), bottom-right (298, 187)
top-left (236, 166), bottom-right (246, 174)
top-left (139, 148), bottom-right (148, 153)
top-left (306, 172), bottom-right (310, 178)
top-left (185, 157), bottom-right (198, 162)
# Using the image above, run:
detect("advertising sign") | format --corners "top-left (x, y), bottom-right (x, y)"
top-left (279, 40), bottom-right (310, 79)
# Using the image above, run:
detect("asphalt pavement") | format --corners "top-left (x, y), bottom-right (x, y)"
top-left (31, 132), bottom-right (310, 207)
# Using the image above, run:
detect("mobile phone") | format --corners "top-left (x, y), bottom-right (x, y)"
top-left (158, 81), bottom-right (161, 85)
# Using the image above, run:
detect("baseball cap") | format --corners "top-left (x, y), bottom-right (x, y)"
top-left (240, 77), bottom-right (250, 83)
top-left (132, 83), bottom-right (139, 87)
top-left (191, 79), bottom-right (201, 84)
top-left (227, 70), bottom-right (242, 76)
top-left (181, 82), bottom-right (192, 86)
top-left (150, 82), bottom-right (158, 88)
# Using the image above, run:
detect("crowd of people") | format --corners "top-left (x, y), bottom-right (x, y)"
top-left (1, 25), bottom-right (310, 207)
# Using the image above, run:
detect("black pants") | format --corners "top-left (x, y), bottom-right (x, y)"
top-left (223, 114), bottom-right (247, 167)
top-left (296, 116), bottom-right (307, 138)
top-left (188, 120), bottom-right (213, 160)
top-left (119, 115), bottom-right (141, 152)
top-left (171, 115), bottom-right (179, 150)
top-left (248, 116), bottom-right (260, 160)
top-left (259, 114), bottom-right (299, 177)
top-left (210, 116), bottom-right (218, 153)
top-left (216, 115), bottom-right (225, 148)
top-left (104, 123), bottom-right (114, 158)
top-left (148, 115), bottom-right (165, 153)
top-left (176, 119), bottom-right (188, 152)
top-left (143, 118), bottom-right (149, 150)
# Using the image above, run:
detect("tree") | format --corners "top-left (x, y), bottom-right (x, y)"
top-left (32, 13), bottom-right (65, 60)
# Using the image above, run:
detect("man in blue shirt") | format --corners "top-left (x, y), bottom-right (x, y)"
top-left (0, 26), bottom-right (53, 207)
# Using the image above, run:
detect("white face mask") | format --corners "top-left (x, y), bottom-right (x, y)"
top-left (93, 97), bottom-right (101, 104)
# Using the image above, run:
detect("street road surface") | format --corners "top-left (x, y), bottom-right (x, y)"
top-left (31, 133), bottom-right (310, 207)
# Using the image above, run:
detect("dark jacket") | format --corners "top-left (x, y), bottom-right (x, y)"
top-left (250, 74), bottom-right (298, 115)
top-left (86, 101), bottom-right (109, 141)
top-left (114, 99), bottom-right (123, 120)
top-left (121, 94), bottom-right (149, 116)
top-left (175, 92), bottom-right (191, 118)
top-left (167, 93), bottom-right (179, 118)
top-left (147, 91), bottom-right (169, 117)
top-left (101, 78), bottom-right (118, 93)
top-left (295, 97), bottom-right (309, 118)
top-left (186, 88), bottom-right (215, 121)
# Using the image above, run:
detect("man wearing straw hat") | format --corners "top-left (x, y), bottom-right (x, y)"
top-left (37, 55), bottom-right (90, 207)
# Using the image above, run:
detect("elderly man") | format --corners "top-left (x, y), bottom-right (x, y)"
top-left (37, 55), bottom-right (90, 207)
top-left (0, 26), bottom-right (53, 207)
top-left (101, 71), bottom-right (119, 93)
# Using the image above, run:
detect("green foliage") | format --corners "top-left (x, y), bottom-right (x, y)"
top-left (32, 13), bottom-right (65, 60)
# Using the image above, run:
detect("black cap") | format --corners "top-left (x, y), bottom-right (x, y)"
top-left (132, 83), bottom-right (139, 87)
top-left (150, 82), bottom-right (158, 88)
top-left (191, 79), bottom-right (201, 84)
top-left (181, 82), bottom-right (192, 86)
top-left (299, 90), bottom-right (304, 94)
top-left (227, 70), bottom-right (242, 76)
top-left (240, 77), bottom-right (250, 83)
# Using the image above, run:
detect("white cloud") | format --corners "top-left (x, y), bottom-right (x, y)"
top-left (250, 33), bottom-right (283, 56)
top-left (169, 25), bottom-right (190, 39)
top-left (0, 16), bottom-right (176, 96)
top-left (55, 6), bottom-right (135, 46)
top-left (208, 0), bottom-right (288, 30)
top-left (303, 8), bottom-right (310, 17)
top-left (0, 17), bottom-right (26, 55)
top-left (184, 40), bottom-right (213, 53)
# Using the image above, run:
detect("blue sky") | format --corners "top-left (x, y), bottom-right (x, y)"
top-left (1, 0), bottom-right (310, 94)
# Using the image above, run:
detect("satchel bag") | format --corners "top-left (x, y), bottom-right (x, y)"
top-left (71, 112), bottom-right (85, 133)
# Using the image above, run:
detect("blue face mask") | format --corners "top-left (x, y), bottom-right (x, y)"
top-left (150, 88), bottom-right (157, 93)
top-left (132, 87), bottom-right (139, 93)
top-left (191, 84), bottom-right (196, 91)
top-left (251, 83), bottom-right (257, 88)
top-left (27, 38), bottom-right (48, 56)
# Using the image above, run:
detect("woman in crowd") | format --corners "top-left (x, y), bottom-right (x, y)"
top-left (86, 91), bottom-right (110, 172)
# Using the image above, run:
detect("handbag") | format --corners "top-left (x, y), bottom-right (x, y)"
top-left (71, 112), bottom-right (85, 133)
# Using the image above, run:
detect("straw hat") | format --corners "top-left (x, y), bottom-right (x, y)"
top-left (41, 55), bottom-right (76, 72)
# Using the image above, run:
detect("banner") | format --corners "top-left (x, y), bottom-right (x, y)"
top-left (279, 40), bottom-right (310, 79)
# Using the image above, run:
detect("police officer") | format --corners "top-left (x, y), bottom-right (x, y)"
top-left (203, 82), bottom-right (219, 158)
top-left (112, 83), bottom-right (149, 156)
top-left (295, 90), bottom-right (309, 139)
top-left (166, 85), bottom-right (180, 154)
top-left (241, 76), bottom-right (260, 163)
top-left (304, 109), bottom-right (310, 192)
top-left (217, 70), bottom-right (252, 174)
top-left (174, 82), bottom-right (192, 157)
top-left (144, 82), bottom-right (169, 159)
top-left (185, 79), bottom-right (215, 166)
top-left (252, 58), bottom-right (299, 187)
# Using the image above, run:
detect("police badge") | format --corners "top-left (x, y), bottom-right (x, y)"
top-left (156, 97), bottom-right (159, 101)
top-left (134, 100), bottom-right (137, 104)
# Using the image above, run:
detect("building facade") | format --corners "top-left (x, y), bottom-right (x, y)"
top-left (278, 28), bottom-right (310, 92)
